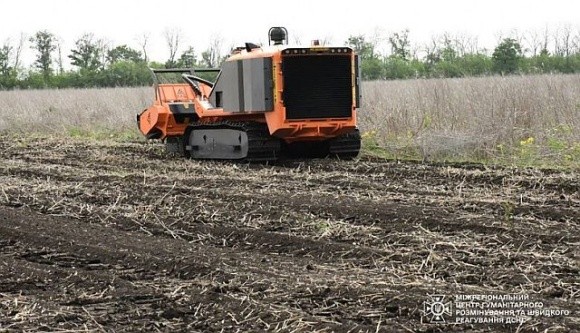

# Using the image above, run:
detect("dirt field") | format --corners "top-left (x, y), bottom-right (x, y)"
top-left (0, 135), bottom-right (578, 332)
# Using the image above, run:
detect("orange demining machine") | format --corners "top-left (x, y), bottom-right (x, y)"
top-left (138, 27), bottom-right (361, 161)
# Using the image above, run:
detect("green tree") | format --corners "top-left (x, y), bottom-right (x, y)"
top-left (409, 59), bottom-right (428, 78)
top-left (107, 45), bottom-right (143, 64)
top-left (346, 35), bottom-right (376, 60)
top-left (51, 71), bottom-right (79, 89)
top-left (29, 30), bottom-right (57, 79)
top-left (101, 61), bottom-right (152, 86)
top-left (69, 33), bottom-right (105, 71)
top-left (361, 58), bottom-right (384, 80)
top-left (384, 57), bottom-right (415, 79)
top-left (492, 38), bottom-right (522, 74)
top-left (440, 37), bottom-right (457, 62)
top-left (388, 29), bottom-right (411, 61)
top-left (0, 42), bottom-right (17, 89)
top-left (434, 60), bottom-right (463, 78)
top-left (346, 35), bottom-right (383, 79)
top-left (459, 54), bottom-right (493, 76)
top-left (176, 46), bottom-right (197, 67)
top-left (21, 71), bottom-right (48, 89)
top-left (0, 43), bottom-right (12, 76)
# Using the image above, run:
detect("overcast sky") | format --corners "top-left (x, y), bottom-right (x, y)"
top-left (1, 0), bottom-right (578, 66)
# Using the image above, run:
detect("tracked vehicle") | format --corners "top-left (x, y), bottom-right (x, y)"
top-left (137, 27), bottom-right (361, 161)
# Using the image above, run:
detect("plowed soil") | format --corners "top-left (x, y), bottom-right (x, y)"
top-left (0, 135), bottom-right (578, 332)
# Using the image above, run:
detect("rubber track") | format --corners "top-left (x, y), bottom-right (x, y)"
top-left (187, 121), bottom-right (281, 161)
top-left (328, 129), bottom-right (361, 159)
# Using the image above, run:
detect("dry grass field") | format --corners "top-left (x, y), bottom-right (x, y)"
top-left (361, 74), bottom-right (580, 165)
top-left (0, 75), bottom-right (578, 332)
top-left (0, 87), bottom-right (148, 136)
top-left (1, 74), bottom-right (579, 166)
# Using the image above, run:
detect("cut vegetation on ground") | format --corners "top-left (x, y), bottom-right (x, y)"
top-left (0, 136), bottom-right (578, 332)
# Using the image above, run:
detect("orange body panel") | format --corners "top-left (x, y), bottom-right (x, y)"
top-left (138, 47), bottom-right (358, 142)
top-left (139, 84), bottom-right (195, 137)
top-left (264, 51), bottom-right (357, 142)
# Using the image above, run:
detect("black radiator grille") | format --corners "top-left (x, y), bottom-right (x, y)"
top-left (282, 55), bottom-right (353, 119)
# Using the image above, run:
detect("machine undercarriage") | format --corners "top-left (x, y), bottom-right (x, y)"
top-left (165, 122), bottom-right (361, 161)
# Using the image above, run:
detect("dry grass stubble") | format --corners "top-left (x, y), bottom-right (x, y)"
top-left (360, 74), bottom-right (580, 164)
top-left (0, 74), bottom-right (578, 165)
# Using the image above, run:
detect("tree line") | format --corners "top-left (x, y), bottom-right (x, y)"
top-left (348, 28), bottom-right (580, 80)
top-left (0, 29), bottom-right (224, 89)
top-left (1, 27), bottom-right (579, 89)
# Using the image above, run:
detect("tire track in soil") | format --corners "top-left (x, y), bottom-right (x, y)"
top-left (0, 135), bottom-right (579, 332)
top-left (0, 206), bottom-right (429, 332)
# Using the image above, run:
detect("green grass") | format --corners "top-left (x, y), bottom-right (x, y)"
top-left (66, 127), bottom-right (142, 142)
top-left (360, 129), bottom-right (580, 169)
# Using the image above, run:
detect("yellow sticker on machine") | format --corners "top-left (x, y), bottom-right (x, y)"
top-left (272, 63), bottom-right (277, 104)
